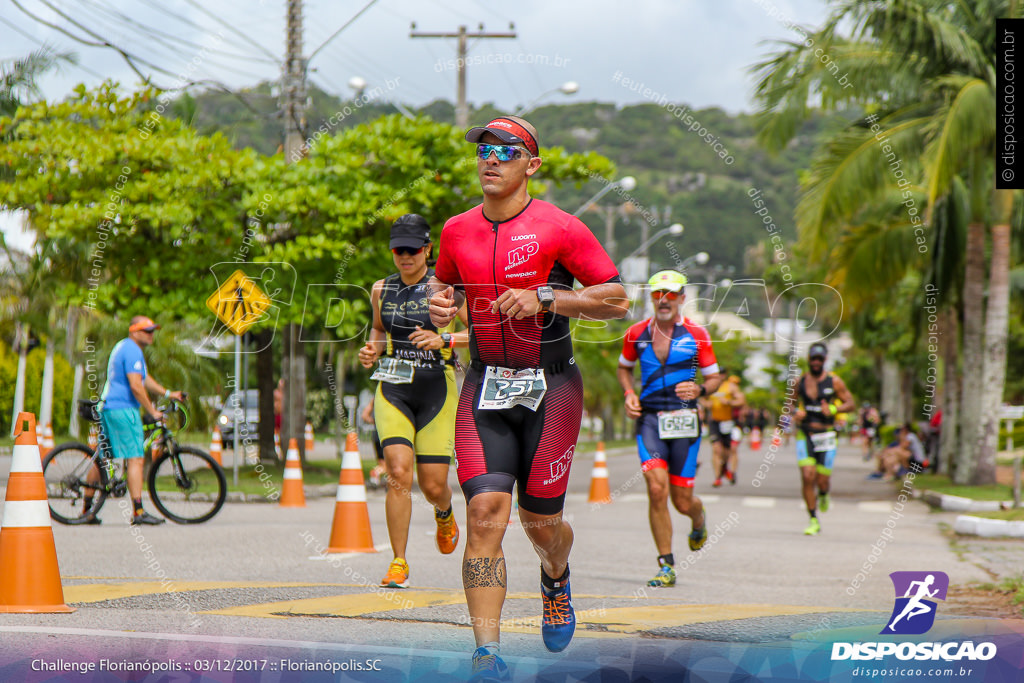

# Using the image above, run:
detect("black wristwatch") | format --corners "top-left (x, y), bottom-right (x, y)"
top-left (537, 285), bottom-right (555, 312)
top-left (440, 332), bottom-right (454, 348)
top-left (699, 385), bottom-right (707, 396)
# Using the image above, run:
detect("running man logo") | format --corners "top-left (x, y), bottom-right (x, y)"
top-left (206, 270), bottom-right (272, 336)
top-left (881, 571), bottom-right (949, 635)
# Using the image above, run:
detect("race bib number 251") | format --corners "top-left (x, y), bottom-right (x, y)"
top-left (478, 367), bottom-right (547, 412)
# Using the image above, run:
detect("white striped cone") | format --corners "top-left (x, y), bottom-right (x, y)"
top-left (274, 430), bottom-right (281, 458)
top-left (88, 426), bottom-right (98, 451)
top-left (326, 433), bottom-right (376, 553)
top-left (304, 421), bottom-right (315, 452)
top-left (588, 442), bottom-right (612, 504)
top-left (210, 427), bottom-right (223, 465)
top-left (279, 438), bottom-right (306, 507)
top-left (0, 412), bottom-right (74, 613)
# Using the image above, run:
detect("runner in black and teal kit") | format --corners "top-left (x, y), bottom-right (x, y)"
top-left (618, 271), bottom-right (724, 587)
top-left (791, 343), bottom-right (855, 535)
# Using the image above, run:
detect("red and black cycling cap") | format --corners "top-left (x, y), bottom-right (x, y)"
top-left (465, 115), bottom-right (539, 156)
top-left (389, 213), bottom-right (432, 250)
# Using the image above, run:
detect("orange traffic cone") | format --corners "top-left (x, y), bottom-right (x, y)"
top-left (274, 430), bottom-right (281, 458)
top-left (771, 429), bottom-right (782, 448)
top-left (40, 423), bottom-right (54, 460)
top-left (88, 425), bottom-right (98, 451)
top-left (279, 438), bottom-right (306, 507)
top-left (326, 432), bottom-right (376, 553)
top-left (588, 441), bottom-right (612, 504)
top-left (0, 412), bottom-right (74, 613)
top-left (210, 427), bottom-right (223, 465)
top-left (750, 427), bottom-right (762, 451)
top-left (305, 421), bottom-right (315, 452)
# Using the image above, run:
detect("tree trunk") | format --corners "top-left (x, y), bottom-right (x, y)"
top-left (255, 328), bottom-right (278, 465)
top-left (973, 208), bottom-right (1013, 484)
top-left (880, 358), bottom-right (903, 426)
top-left (955, 221), bottom-right (987, 484)
top-left (901, 366), bottom-right (915, 428)
top-left (938, 308), bottom-right (959, 476)
top-left (39, 336), bottom-right (55, 431)
top-left (333, 343), bottom-right (353, 460)
top-left (10, 322), bottom-right (29, 437)
top-left (286, 323), bottom-right (307, 463)
top-left (69, 363), bottom-right (84, 438)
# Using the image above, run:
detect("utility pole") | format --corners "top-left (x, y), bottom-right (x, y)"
top-left (282, 0), bottom-right (307, 459)
top-left (409, 23), bottom-right (516, 127)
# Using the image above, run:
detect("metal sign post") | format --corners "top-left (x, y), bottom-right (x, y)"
top-left (206, 270), bottom-right (272, 489)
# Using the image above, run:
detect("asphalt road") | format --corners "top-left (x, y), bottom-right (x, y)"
top-left (0, 437), bottom-right (1017, 682)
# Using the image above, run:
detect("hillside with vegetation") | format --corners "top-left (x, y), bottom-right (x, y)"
top-left (174, 86), bottom-right (835, 281)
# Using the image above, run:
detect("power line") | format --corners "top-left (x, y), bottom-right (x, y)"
top-left (76, 0), bottom-right (279, 65)
top-left (0, 15), bottom-right (105, 80)
top-left (67, 0), bottom-right (271, 83)
top-left (10, 0), bottom-right (268, 114)
top-left (178, 0), bottom-right (280, 63)
top-left (307, 0), bottom-right (381, 65)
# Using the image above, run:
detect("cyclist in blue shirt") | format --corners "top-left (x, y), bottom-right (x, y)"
top-left (618, 271), bottom-right (724, 587)
top-left (98, 316), bottom-right (182, 525)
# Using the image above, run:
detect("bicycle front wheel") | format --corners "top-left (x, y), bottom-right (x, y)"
top-left (43, 442), bottom-right (110, 524)
top-left (147, 446), bottom-right (227, 524)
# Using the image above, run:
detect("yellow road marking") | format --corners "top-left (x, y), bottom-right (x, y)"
top-left (64, 581), bottom-right (339, 604)
top-left (585, 604), bottom-right (866, 632)
top-left (202, 591), bottom-right (467, 619)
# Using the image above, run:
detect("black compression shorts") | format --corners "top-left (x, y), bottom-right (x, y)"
top-left (455, 363), bottom-right (583, 515)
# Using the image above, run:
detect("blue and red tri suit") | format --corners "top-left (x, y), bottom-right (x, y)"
top-left (435, 198), bottom-right (620, 514)
top-left (619, 316), bottom-right (719, 487)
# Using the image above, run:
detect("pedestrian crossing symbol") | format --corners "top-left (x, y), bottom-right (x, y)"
top-left (205, 270), bottom-right (272, 335)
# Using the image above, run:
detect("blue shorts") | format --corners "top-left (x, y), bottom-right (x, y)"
top-left (636, 412), bottom-right (701, 487)
top-left (100, 407), bottom-right (144, 459)
top-left (796, 431), bottom-right (836, 474)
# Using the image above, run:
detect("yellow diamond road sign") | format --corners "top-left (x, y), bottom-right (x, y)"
top-left (206, 270), bottom-right (272, 336)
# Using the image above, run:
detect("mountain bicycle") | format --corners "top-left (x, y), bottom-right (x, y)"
top-left (43, 396), bottom-right (227, 524)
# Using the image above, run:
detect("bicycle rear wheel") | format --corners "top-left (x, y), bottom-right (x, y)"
top-left (147, 446), bottom-right (227, 524)
top-left (42, 443), bottom-right (110, 524)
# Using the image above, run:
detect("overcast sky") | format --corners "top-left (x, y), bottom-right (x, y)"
top-left (3, 0), bottom-right (830, 114)
top-left (1, 0), bottom-right (831, 250)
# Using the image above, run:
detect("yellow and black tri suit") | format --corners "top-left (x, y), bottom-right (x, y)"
top-left (373, 269), bottom-right (458, 463)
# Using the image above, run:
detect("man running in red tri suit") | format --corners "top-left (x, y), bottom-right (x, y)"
top-left (429, 115), bottom-right (628, 681)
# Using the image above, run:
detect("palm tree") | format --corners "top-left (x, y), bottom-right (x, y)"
top-left (0, 47), bottom-right (76, 118)
top-left (752, 0), bottom-right (1017, 484)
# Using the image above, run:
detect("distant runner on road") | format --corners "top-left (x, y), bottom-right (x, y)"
top-left (790, 343), bottom-right (855, 536)
top-left (618, 270), bottom-right (723, 589)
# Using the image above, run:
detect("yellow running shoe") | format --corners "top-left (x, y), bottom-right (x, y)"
top-left (436, 509), bottom-right (460, 555)
top-left (688, 511), bottom-right (708, 551)
top-left (381, 558), bottom-right (409, 588)
top-left (804, 518), bottom-right (821, 536)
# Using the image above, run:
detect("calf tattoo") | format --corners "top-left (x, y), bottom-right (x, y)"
top-left (463, 557), bottom-right (507, 588)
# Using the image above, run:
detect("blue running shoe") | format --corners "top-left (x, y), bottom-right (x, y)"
top-left (469, 646), bottom-right (510, 682)
top-left (541, 570), bottom-right (576, 652)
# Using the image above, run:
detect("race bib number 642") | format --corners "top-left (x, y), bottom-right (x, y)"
top-left (478, 366), bottom-right (547, 412)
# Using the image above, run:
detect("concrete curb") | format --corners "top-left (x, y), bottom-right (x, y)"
top-left (953, 514), bottom-right (1024, 538)
top-left (918, 489), bottom-right (1012, 512)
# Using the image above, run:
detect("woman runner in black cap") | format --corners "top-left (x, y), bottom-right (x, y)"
top-left (359, 214), bottom-right (469, 588)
